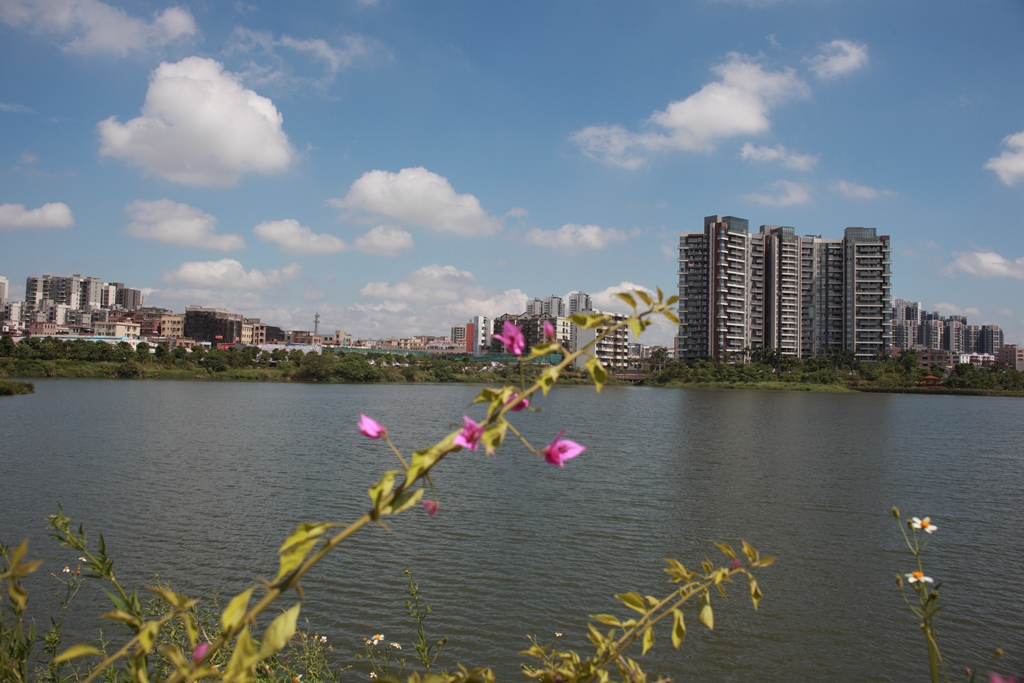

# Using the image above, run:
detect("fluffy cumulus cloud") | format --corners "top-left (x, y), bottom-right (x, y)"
top-left (360, 264), bottom-right (478, 303)
top-left (743, 180), bottom-right (811, 206)
top-left (586, 282), bottom-right (675, 346)
top-left (161, 258), bottom-right (301, 289)
top-left (353, 225), bottom-right (413, 255)
top-left (97, 57), bottom-right (295, 186)
top-left (523, 224), bottom-right (632, 251)
top-left (0, 0), bottom-right (195, 56)
top-left (829, 180), bottom-right (895, 199)
top-left (933, 302), bottom-right (984, 319)
top-left (571, 53), bottom-right (809, 168)
top-left (740, 142), bottom-right (817, 170)
top-left (985, 130), bottom-right (1024, 187)
top-left (332, 167), bottom-right (500, 236)
top-left (253, 219), bottom-right (347, 255)
top-left (125, 199), bottom-right (244, 250)
top-left (0, 202), bottom-right (74, 230)
top-left (947, 251), bottom-right (1024, 280)
top-left (806, 40), bottom-right (869, 80)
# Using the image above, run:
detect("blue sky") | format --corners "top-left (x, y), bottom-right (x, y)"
top-left (1, 0), bottom-right (1022, 345)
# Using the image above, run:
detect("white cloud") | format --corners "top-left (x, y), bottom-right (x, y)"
top-left (0, 101), bottom-right (32, 113)
top-left (523, 223), bottom-right (632, 251)
top-left (332, 167), bottom-right (501, 236)
top-left (947, 251), bottom-right (1024, 280)
top-left (0, 202), bottom-right (74, 230)
top-left (740, 142), bottom-right (817, 170)
top-left (253, 219), bottom-right (347, 255)
top-left (353, 225), bottom-right (414, 255)
top-left (360, 264), bottom-right (478, 303)
top-left (227, 28), bottom-right (384, 88)
top-left (829, 180), bottom-right (895, 199)
top-left (125, 199), bottom-right (245, 251)
top-left (97, 57), bottom-right (295, 187)
top-left (162, 259), bottom-right (301, 289)
top-left (743, 180), bottom-right (811, 206)
top-left (571, 53), bottom-right (809, 168)
top-left (806, 40), bottom-right (869, 80)
top-left (985, 130), bottom-right (1024, 187)
top-left (0, 0), bottom-right (195, 56)
top-left (933, 302), bottom-right (984, 319)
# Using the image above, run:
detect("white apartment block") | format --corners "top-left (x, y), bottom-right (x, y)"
top-left (573, 309), bottom-right (629, 370)
top-left (677, 215), bottom-right (892, 363)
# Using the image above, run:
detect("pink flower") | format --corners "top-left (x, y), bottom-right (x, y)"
top-left (541, 430), bottom-right (585, 467)
top-left (493, 321), bottom-right (525, 356)
top-left (544, 320), bottom-right (555, 339)
top-left (454, 415), bottom-right (484, 451)
top-left (358, 413), bottom-right (386, 439)
top-left (990, 674), bottom-right (1018, 683)
top-left (422, 500), bottom-right (438, 517)
top-left (506, 393), bottom-right (530, 412)
top-left (730, 559), bottom-right (741, 570)
top-left (192, 642), bottom-right (210, 662)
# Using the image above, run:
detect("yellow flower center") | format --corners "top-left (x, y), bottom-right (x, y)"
top-left (921, 520), bottom-right (931, 528)
top-left (912, 571), bottom-right (924, 579)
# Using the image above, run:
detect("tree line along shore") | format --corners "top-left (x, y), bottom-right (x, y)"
top-left (1, 336), bottom-right (1023, 396)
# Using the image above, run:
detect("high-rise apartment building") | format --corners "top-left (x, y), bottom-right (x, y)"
top-left (676, 215), bottom-right (891, 362)
top-left (450, 323), bottom-right (467, 350)
top-left (567, 291), bottom-right (592, 315)
top-left (526, 295), bottom-right (565, 317)
top-left (0, 276), bottom-right (7, 306)
top-left (979, 325), bottom-right (1004, 355)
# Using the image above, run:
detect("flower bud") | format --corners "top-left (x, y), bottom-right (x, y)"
top-left (892, 506), bottom-right (900, 518)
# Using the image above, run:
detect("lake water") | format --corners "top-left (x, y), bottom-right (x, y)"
top-left (2, 380), bottom-right (1023, 681)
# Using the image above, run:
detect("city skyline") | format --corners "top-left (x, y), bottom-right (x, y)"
top-left (1, 1), bottom-right (1022, 346)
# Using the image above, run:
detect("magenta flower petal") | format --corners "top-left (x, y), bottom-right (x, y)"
top-left (542, 429), bottom-right (586, 467)
top-left (730, 559), bottom-right (741, 570)
top-left (422, 500), bottom-right (438, 517)
top-left (192, 642), bottom-right (210, 662)
top-left (453, 415), bottom-right (484, 451)
top-left (506, 393), bottom-right (529, 412)
top-left (358, 413), bottom-right (386, 439)
top-left (493, 321), bottom-right (525, 356)
top-left (544, 320), bottom-right (555, 339)
top-left (990, 675), bottom-right (1018, 683)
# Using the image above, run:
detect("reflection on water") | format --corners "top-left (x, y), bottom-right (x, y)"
top-left (3, 380), bottom-right (1023, 681)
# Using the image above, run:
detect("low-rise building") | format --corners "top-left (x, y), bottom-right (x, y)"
top-left (94, 321), bottom-right (141, 339)
top-left (996, 344), bottom-right (1024, 371)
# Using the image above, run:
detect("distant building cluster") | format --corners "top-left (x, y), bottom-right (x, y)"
top-left (891, 299), bottom-right (1019, 370)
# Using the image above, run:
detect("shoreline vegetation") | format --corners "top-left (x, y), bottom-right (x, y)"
top-left (0, 379), bottom-right (34, 395)
top-left (2, 336), bottom-right (1023, 397)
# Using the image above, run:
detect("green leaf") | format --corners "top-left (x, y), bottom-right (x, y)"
top-left (665, 295), bottom-right (679, 306)
top-left (585, 357), bottom-right (607, 394)
top-left (275, 539), bottom-right (317, 583)
top-left (635, 290), bottom-right (653, 306)
top-left (368, 470), bottom-right (399, 515)
top-left (748, 575), bottom-right (763, 611)
top-left (279, 522), bottom-right (336, 554)
top-left (538, 366), bottom-right (559, 396)
top-left (136, 621), bottom-right (160, 654)
top-left (182, 612), bottom-right (199, 647)
top-left (614, 292), bottom-right (637, 310)
top-left (224, 627), bottom-right (258, 683)
top-left (527, 341), bottom-right (561, 359)
top-left (569, 313), bottom-right (609, 329)
top-left (590, 614), bottom-right (622, 626)
top-left (158, 645), bottom-right (189, 670)
top-left (741, 539), bottom-right (758, 564)
top-left (627, 317), bottom-right (646, 340)
top-left (386, 488), bottom-right (424, 515)
top-left (410, 433), bottom-right (458, 475)
top-left (656, 286), bottom-right (664, 302)
top-left (100, 609), bottom-right (143, 630)
top-left (663, 310), bottom-right (680, 325)
top-left (614, 591), bottom-right (647, 614)
top-left (259, 603), bottom-right (300, 659)
top-left (641, 627), bottom-right (655, 655)
top-left (757, 556), bottom-right (776, 567)
top-left (480, 420), bottom-right (508, 454)
top-left (221, 587), bottom-right (255, 632)
top-left (697, 592), bottom-right (714, 630)
top-left (147, 586), bottom-right (188, 608)
top-left (7, 581), bottom-right (28, 611)
top-left (713, 542), bottom-right (737, 560)
top-left (671, 609), bottom-right (686, 648)
top-left (54, 644), bottom-right (101, 663)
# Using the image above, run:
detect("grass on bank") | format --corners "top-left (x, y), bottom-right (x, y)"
top-left (0, 379), bottom-right (34, 395)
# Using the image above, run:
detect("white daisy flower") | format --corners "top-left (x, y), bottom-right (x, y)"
top-left (912, 517), bottom-right (937, 534)
top-left (906, 571), bottom-right (934, 584)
